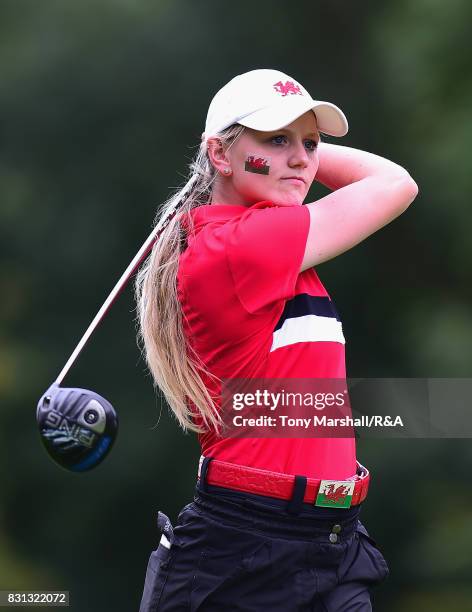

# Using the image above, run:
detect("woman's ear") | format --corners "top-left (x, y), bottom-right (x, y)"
top-left (207, 137), bottom-right (232, 175)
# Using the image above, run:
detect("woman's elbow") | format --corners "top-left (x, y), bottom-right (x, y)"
top-left (394, 173), bottom-right (419, 212)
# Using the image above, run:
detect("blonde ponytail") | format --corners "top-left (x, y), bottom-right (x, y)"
top-left (134, 124), bottom-right (245, 434)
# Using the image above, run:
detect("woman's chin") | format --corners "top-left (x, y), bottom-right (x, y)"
top-left (272, 198), bottom-right (303, 207)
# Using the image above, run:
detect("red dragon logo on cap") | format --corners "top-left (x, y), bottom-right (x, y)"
top-left (273, 80), bottom-right (303, 97)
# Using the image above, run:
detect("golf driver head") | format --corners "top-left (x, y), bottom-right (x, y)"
top-left (36, 383), bottom-right (118, 472)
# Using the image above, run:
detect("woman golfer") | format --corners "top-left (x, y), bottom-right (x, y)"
top-left (136, 68), bottom-right (418, 611)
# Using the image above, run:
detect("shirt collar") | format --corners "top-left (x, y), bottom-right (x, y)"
top-left (180, 201), bottom-right (278, 233)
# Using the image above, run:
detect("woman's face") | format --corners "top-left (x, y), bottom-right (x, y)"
top-left (208, 110), bottom-right (320, 207)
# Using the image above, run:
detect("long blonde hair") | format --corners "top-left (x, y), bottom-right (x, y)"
top-left (134, 124), bottom-right (245, 435)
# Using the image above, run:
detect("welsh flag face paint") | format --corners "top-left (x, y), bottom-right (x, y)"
top-left (245, 154), bottom-right (271, 175)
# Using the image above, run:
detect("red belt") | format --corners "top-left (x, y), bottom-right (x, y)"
top-left (197, 456), bottom-right (370, 506)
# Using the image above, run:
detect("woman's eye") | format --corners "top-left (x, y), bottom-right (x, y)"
top-left (270, 135), bottom-right (319, 149)
top-left (305, 139), bottom-right (319, 151)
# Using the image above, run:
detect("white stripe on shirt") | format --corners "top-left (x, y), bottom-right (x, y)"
top-left (270, 314), bottom-right (346, 352)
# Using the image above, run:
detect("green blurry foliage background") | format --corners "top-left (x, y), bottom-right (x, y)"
top-left (1, 1), bottom-right (471, 610)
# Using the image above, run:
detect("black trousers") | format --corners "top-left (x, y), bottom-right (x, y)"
top-left (139, 459), bottom-right (389, 611)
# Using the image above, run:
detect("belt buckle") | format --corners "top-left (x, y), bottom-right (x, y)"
top-left (315, 480), bottom-right (356, 509)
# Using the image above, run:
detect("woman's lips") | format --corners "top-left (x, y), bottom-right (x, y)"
top-left (281, 177), bottom-right (305, 185)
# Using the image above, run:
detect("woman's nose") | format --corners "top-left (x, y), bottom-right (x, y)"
top-left (288, 142), bottom-right (310, 168)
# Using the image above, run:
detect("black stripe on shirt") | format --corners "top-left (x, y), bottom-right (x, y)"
top-left (274, 294), bottom-right (341, 331)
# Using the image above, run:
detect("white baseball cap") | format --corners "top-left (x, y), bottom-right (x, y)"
top-left (202, 68), bottom-right (348, 141)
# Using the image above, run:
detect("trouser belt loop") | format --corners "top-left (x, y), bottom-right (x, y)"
top-left (199, 456), bottom-right (214, 493)
top-left (286, 475), bottom-right (308, 516)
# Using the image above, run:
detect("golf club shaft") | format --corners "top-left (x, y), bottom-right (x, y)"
top-left (55, 204), bottom-right (181, 386)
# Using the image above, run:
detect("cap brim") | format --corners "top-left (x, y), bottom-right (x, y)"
top-left (237, 96), bottom-right (348, 137)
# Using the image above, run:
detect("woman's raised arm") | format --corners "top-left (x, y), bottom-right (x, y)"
top-left (301, 142), bottom-right (418, 271)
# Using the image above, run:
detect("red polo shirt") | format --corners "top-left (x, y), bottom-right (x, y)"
top-left (178, 201), bottom-right (356, 479)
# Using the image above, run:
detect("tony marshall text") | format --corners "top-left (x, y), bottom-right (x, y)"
top-left (232, 415), bottom-right (404, 428)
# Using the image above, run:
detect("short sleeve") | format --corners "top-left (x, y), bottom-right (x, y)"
top-left (225, 203), bottom-right (310, 314)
